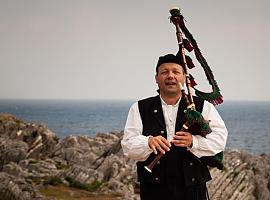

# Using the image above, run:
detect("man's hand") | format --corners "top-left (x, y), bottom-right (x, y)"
top-left (148, 135), bottom-right (171, 154)
top-left (171, 131), bottom-right (193, 148)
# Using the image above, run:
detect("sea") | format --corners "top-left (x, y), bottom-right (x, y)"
top-left (0, 99), bottom-right (270, 155)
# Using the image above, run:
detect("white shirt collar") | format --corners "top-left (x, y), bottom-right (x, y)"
top-left (160, 95), bottom-right (181, 107)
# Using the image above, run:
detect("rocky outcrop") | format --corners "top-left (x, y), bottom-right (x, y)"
top-left (0, 113), bottom-right (137, 200)
top-left (208, 150), bottom-right (270, 200)
top-left (0, 114), bottom-right (58, 169)
top-left (53, 133), bottom-right (138, 199)
top-left (0, 171), bottom-right (44, 200)
top-left (0, 113), bottom-right (270, 200)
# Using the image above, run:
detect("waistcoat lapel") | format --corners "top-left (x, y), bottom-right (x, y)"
top-left (152, 97), bottom-right (166, 130)
top-left (175, 97), bottom-right (186, 132)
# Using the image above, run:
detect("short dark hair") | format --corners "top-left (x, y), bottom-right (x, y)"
top-left (156, 53), bottom-right (184, 74)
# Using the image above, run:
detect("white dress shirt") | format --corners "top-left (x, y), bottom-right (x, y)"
top-left (121, 96), bottom-right (228, 161)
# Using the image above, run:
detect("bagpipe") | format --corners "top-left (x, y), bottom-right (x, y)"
top-left (144, 8), bottom-right (224, 173)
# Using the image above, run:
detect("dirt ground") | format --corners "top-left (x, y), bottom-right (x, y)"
top-left (39, 185), bottom-right (122, 200)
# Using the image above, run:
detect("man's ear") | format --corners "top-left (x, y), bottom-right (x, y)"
top-left (155, 74), bottom-right (158, 83)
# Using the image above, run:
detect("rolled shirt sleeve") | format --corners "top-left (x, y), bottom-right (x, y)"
top-left (121, 102), bottom-right (153, 161)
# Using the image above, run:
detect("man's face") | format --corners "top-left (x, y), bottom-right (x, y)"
top-left (155, 63), bottom-right (185, 96)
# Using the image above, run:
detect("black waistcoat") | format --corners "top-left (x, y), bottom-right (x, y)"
top-left (137, 95), bottom-right (211, 186)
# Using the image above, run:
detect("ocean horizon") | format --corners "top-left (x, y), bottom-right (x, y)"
top-left (0, 99), bottom-right (270, 155)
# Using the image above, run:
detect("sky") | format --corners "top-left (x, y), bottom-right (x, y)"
top-left (0, 0), bottom-right (270, 101)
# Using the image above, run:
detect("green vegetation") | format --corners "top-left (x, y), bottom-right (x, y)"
top-left (44, 176), bottom-right (63, 186)
top-left (65, 177), bottom-right (103, 192)
top-left (55, 162), bottom-right (69, 170)
top-left (29, 176), bottom-right (43, 184)
top-left (28, 159), bottom-right (39, 164)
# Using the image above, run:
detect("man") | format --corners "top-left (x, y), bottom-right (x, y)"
top-left (121, 53), bottom-right (228, 200)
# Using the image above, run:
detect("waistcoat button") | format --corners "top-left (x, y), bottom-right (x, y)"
top-left (190, 162), bottom-right (193, 166)
top-left (191, 178), bottom-right (195, 182)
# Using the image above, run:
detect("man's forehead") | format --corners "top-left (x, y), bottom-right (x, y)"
top-left (159, 63), bottom-right (183, 69)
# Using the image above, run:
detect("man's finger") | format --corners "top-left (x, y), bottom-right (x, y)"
top-left (173, 135), bottom-right (188, 141)
top-left (149, 137), bottom-right (158, 154)
top-left (159, 136), bottom-right (171, 147)
top-left (152, 139), bottom-right (165, 154)
top-left (149, 135), bottom-right (171, 154)
top-left (175, 131), bottom-right (186, 135)
top-left (153, 139), bottom-right (166, 154)
top-left (156, 145), bottom-right (166, 154)
top-left (171, 139), bottom-right (186, 147)
top-left (150, 144), bottom-right (158, 154)
top-left (157, 139), bottom-right (170, 151)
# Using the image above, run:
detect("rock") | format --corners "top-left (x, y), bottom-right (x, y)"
top-left (59, 164), bottom-right (102, 184)
top-left (0, 137), bottom-right (28, 170)
top-left (53, 132), bottom-right (138, 198)
top-left (0, 114), bottom-right (59, 163)
top-left (2, 162), bottom-right (28, 178)
top-left (208, 150), bottom-right (270, 200)
top-left (19, 158), bottom-right (60, 179)
top-left (0, 113), bottom-right (270, 200)
top-left (0, 172), bottom-right (43, 200)
top-left (54, 134), bottom-right (119, 168)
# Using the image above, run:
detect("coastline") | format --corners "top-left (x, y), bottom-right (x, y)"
top-left (0, 113), bottom-right (270, 200)
top-left (1, 99), bottom-right (270, 154)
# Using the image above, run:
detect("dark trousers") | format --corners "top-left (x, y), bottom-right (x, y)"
top-left (140, 182), bottom-right (207, 200)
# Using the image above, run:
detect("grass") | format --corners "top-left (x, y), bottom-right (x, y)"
top-left (44, 176), bottom-right (63, 186)
top-left (65, 177), bottom-right (102, 192)
top-left (55, 162), bottom-right (69, 170)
